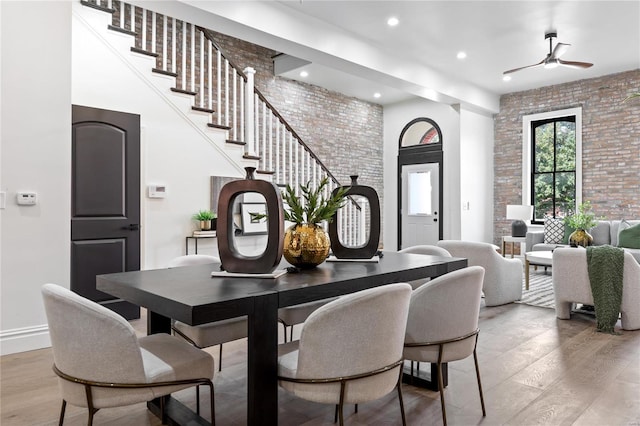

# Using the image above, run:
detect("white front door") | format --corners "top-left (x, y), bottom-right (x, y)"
top-left (400, 163), bottom-right (440, 249)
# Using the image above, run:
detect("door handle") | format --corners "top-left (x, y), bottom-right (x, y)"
top-left (122, 224), bottom-right (140, 231)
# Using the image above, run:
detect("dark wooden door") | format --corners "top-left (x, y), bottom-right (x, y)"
top-left (71, 105), bottom-right (140, 319)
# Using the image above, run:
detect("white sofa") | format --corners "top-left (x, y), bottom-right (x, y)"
top-left (526, 220), bottom-right (640, 263)
top-left (552, 248), bottom-right (640, 330)
top-left (436, 240), bottom-right (523, 306)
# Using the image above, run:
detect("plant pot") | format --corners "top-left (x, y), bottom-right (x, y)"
top-left (199, 220), bottom-right (212, 231)
top-left (569, 228), bottom-right (593, 247)
top-left (283, 223), bottom-right (330, 269)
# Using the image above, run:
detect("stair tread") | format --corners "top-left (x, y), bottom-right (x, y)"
top-left (192, 106), bottom-right (216, 114)
top-left (80, 0), bottom-right (114, 13)
top-left (208, 123), bottom-right (232, 131)
top-left (131, 47), bottom-right (159, 58)
top-left (226, 139), bottom-right (245, 146)
top-left (108, 24), bottom-right (136, 37)
top-left (170, 87), bottom-right (197, 96)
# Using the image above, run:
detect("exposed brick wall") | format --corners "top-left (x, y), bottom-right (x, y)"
top-left (209, 31), bottom-right (384, 203)
top-left (494, 69), bottom-right (640, 246)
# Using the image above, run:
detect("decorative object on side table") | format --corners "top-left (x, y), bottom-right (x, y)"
top-left (329, 175), bottom-right (381, 259)
top-left (193, 209), bottom-right (216, 231)
top-left (217, 167), bottom-right (284, 274)
top-left (564, 201), bottom-right (597, 247)
top-left (506, 204), bottom-right (533, 237)
top-left (282, 178), bottom-right (348, 269)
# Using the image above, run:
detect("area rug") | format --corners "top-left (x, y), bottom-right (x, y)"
top-left (517, 268), bottom-right (554, 309)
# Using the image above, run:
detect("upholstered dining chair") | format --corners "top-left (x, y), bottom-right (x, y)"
top-left (277, 283), bottom-right (412, 425)
top-left (168, 255), bottom-right (248, 371)
top-left (41, 283), bottom-right (215, 426)
top-left (278, 298), bottom-right (336, 342)
top-left (399, 245), bottom-right (452, 289)
top-left (437, 240), bottom-right (523, 306)
top-left (403, 266), bottom-right (486, 426)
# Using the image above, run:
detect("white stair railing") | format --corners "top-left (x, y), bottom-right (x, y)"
top-left (83, 0), bottom-right (366, 247)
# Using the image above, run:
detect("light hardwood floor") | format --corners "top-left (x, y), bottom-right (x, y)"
top-left (2, 303), bottom-right (639, 425)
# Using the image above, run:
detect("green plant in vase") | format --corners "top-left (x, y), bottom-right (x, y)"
top-left (282, 178), bottom-right (348, 268)
top-left (564, 201), bottom-right (597, 247)
top-left (193, 209), bottom-right (217, 231)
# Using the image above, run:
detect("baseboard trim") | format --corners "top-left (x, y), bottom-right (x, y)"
top-left (0, 325), bottom-right (51, 356)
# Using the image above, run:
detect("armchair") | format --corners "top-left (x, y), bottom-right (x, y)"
top-left (436, 240), bottom-right (523, 306)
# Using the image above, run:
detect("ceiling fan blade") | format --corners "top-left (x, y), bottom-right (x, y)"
top-left (558, 59), bottom-right (594, 69)
top-left (550, 42), bottom-right (571, 59)
top-left (503, 59), bottom-right (544, 75)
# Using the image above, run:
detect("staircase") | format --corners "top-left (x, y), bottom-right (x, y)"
top-left (78, 0), bottom-right (366, 245)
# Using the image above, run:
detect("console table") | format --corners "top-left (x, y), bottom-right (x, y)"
top-left (97, 251), bottom-right (467, 425)
top-left (185, 233), bottom-right (217, 255)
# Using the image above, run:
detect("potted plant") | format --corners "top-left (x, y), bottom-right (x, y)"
top-left (193, 209), bottom-right (217, 231)
top-left (282, 178), bottom-right (348, 268)
top-left (564, 201), bottom-right (598, 247)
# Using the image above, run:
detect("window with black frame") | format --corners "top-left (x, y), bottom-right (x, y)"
top-left (531, 115), bottom-right (576, 223)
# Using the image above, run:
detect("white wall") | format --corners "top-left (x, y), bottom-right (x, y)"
top-left (459, 106), bottom-right (495, 242)
top-left (1, 1), bottom-right (72, 354)
top-left (382, 98), bottom-right (462, 250)
top-left (383, 98), bottom-right (495, 250)
top-left (0, 2), bottom-right (247, 355)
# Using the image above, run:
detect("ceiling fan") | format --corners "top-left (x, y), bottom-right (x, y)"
top-left (503, 32), bottom-right (594, 75)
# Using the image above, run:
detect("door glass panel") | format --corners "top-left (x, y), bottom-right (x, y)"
top-left (408, 171), bottom-right (432, 215)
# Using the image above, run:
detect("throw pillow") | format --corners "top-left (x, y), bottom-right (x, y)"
top-left (618, 222), bottom-right (640, 249)
top-left (562, 222), bottom-right (576, 245)
top-left (544, 218), bottom-right (564, 244)
top-left (617, 219), bottom-right (632, 244)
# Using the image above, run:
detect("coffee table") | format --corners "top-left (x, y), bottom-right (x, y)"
top-left (524, 251), bottom-right (553, 290)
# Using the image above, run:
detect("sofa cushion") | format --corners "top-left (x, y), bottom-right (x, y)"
top-left (589, 221), bottom-right (611, 246)
top-left (613, 220), bottom-right (640, 246)
top-left (619, 222), bottom-right (640, 249)
top-left (544, 218), bottom-right (564, 244)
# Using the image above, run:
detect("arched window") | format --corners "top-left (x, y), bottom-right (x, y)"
top-left (399, 118), bottom-right (442, 149)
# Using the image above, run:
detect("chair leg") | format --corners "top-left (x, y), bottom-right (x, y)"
top-left (281, 322), bottom-right (288, 343)
top-left (218, 344), bottom-right (223, 372)
top-left (397, 368), bottom-right (407, 426)
top-left (437, 346), bottom-right (447, 426)
top-left (58, 400), bottom-right (67, 426)
top-left (334, 405), bottom-right (338, 423)
top-left (473, 348), bottom-right (486, 416)
top-left (196, 385), bottom-right (201, 414)
top-left (354, 404), bottom-right (358, 413)
top-left (84, 385), bottom-right (99, 426)
top-left (338, 381), bottom-right (346, 426)
top-left (289, 324), bottom-right (294, 342)
top-left (208, 380), bottom-right (216, 426)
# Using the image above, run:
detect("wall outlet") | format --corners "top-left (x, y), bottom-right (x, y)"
top-left (16, 192), bottom-right (37, 205)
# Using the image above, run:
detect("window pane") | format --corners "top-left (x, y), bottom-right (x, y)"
top-left (533, 173), bottom-right (553, 220)
top-left (534, 122), bottom-right (555, 172)
top-left (408, 171), bottom-right (432, 215)
top-left (555, 121), bottom-right (576, 171)
top-left (555, 171), bottom-right (575, 217)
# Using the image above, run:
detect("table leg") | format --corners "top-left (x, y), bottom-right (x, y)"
top-left (525, 258), bottom-right (530, 290)
top-left (502, 240), bottom-right (506, 257)
top-left (248, 292), bottom-right (278, 425)
top-left (146, 311), bottom-right (210, 425)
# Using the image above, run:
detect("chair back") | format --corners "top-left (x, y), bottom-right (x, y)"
top-left (168, 254), bottom-right (220, 267)
top-left (42, 284), bottom-right (146, 384)
top-left (404, 266), bottom-right (484, 363)
top-left (399, 245), bottom-right (451, 257)
top-left (293, 283), bottom-right (411, 403)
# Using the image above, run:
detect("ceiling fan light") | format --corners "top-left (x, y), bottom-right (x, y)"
top-left (544, 60), bottom-right (559, 69)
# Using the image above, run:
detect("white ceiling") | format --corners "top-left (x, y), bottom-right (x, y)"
top-left (171, 1), bottom-right (640, 109)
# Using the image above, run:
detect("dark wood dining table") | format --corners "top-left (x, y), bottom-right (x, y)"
top-left (97, 251), bottom-right (467, 425)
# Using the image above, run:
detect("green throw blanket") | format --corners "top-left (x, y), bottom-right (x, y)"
top-left (586, 245), bottom-right (625, 334)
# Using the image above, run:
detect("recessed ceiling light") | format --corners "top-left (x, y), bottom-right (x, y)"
top-left (299, 71), bottom-right (309, 77)
top-left (387, 17), bottom-right (399, 27)
top-left (503, 75), bottom-right (512, 82)
top-left (456, 51), bottom-right (467, 60)
top-left (373, 92), bottom-right (381, 98)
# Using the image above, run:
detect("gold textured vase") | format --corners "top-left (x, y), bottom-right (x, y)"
top-left (569, 229), bottom-right (593, 248)
top-left (283, 223), bottom-right (330, 269)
